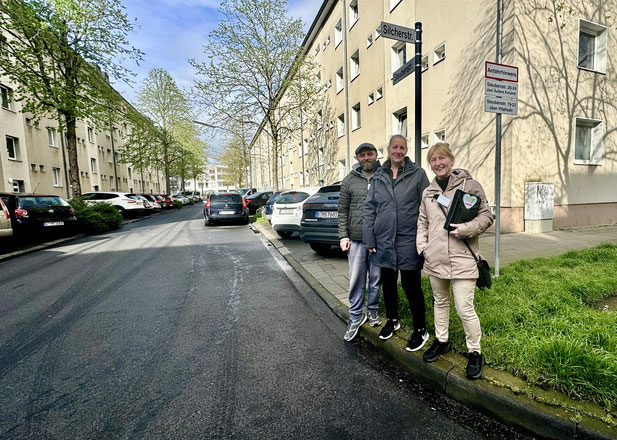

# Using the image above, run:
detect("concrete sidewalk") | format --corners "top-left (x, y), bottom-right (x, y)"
top-left (254, 220), bottom-right (617, 440)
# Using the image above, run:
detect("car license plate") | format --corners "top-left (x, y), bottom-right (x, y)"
top-left (279, 208), bottom-right (294, 215)
top-left (44, 221), bottom-right (64, 226)
top-left (220, 210), bottom-right (235, 215)
top-left (315, 211), bottom-right (338, 219)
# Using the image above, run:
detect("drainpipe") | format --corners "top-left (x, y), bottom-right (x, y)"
top-left (342, 0), bottom-right (351, 173)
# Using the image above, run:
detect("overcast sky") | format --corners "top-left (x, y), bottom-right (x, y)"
top-left (113, 0), bottom-right (322, 108)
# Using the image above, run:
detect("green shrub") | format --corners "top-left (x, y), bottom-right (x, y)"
top-left (69, 200), bottom-right (123, 234)
top-left (173, 200), bottom-right (183, 209)
top-left (188, 199), bottom-right (195, 205)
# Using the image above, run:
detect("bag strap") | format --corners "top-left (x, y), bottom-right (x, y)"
top-left (438, 203), bottom-right (479, 263)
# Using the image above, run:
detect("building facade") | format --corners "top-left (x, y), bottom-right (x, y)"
top-left (250, 0), bottom-right (617, 232)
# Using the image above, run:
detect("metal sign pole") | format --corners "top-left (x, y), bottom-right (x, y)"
top-left (494, 0), bottom-right (503, 277)
top-left (414, 22), bottom-right (422, 167)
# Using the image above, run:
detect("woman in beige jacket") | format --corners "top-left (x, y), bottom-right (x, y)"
top-left (416, 143), bottom-right (493, 379)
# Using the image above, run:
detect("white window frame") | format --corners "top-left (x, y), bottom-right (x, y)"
top-left (48, 128), bottom-right (57, 147)
top-left (348, 0), bottom-right (359, 28)
top-left (52, 167), bottom-right (62, 187)
top-left (350, 50), bottom-right (360, 80)
top-left (335, 19), bottom-right (343, 48)
top-left (391, 41), bottom-right (407, 74)
top-left (578, 19), bottom-right (607, 74)
top-left (376, 86), bottom-right (383, 100)
top-left (434, 129), bottom-right (446, 143)
top-left (366, 33), bottom-right (373, 48)
top-left (574, 117), bottom-right (603, 165)
top-left (421, 133), bottom-right (430, 149)
top-left (433, 42), bottom-right (446, 65)
top-left (392, 108), bottom-right (408, 138)
top-left (390, 0), bottom-right (403, 11)
top-left (87, 126), bottom-right (94, 143)
top-left (351, 103), bottom-right (361, 131)
top-left (336, 67), bottom-right (344, 94)
top-left (421, 54), bottom-right (429, 72)
top-left (368, 92), bottom-right (374, 105)
top-left (375, 26), bottom-right (382, 40)
top-left (6, 135), bottom-right (19, 160)
top-left (337, 113), bottom-right (345, 138)
top-left (90, 157), bottom-right (97, 173)
top-left (314, 45), bottom-right (320, 56)
top-left (1, 84), bottom-right (14, 111)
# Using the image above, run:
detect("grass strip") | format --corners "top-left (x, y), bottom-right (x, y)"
top-left (386, 243), bottom-right (617, 410)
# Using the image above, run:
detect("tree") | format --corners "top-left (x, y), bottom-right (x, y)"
top-left (170, 118), bottom-right (209, 192)
top-left (0, 0), bottom-right (143, 199)
top-left (218, 134), bottom-right (250, 188)
top-left (136, 68), bottom-right (190, 194)
top-left (191, 0), bottom-right (313, 190)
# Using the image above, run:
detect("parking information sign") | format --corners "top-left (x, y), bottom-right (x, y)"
top-left (484, 61), bottom-right (518, 115)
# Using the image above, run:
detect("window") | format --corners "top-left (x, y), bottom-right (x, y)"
top-left (434, 129), bottom-right (446, 143)
top-left (39, 164), bottom-right (45, 172)
top-left (393, 108), bottom-right (408, 138)
top-left (368, 92), bottom-right (374, 105)
top-left (421, 133), bottom-right (430, 149)
top-left (349, 0), bottom-right (358, 28)
top-left (433, 42), bottom-right (446, 65)
top-left (350, 50), bottom-right (360, 79)
top-left (1, 85), bottom-right (13, 111)
top-left (336, 67), bottom-right (344, 93)
top-left (421, 54), bottom-right (429, 72)
top-left (87, 126), bottom-right (94, 143)
top-left (375, 26), bottom-right (382, 40)
top-left (392, 42), bottom-right (407, 74)
top-left (351, 103), bottom-right (361, 130)
top-left (337, 113), bottom-right (345, 137)
top-left (574, 117), bottom-right (603, 164)
top-left (367, 33), bottom-right (373, 48)
top-left (31, 163), bottom-right (38, 172)
top-left (323, 35), bottom-right (331, 49)
top-left (12, 180), bottom-right (24, 193)
top-left (314, 45), bottom-right (320, 56)
top-left (90, 158), bottom-right (97, 173)
top-left (6, 136), bottom-right (19, 160)
top-left (578, 19), bottom-right (607, 73)
top-left (390, 0), bottom-right (403, 11)
top-left (52, 167), bottom-right (62, 187)
top-left (376, 86), bottom-right (383, 100)
top-left (48, 128), bottom-right (57, 147)
top-left (335, 19), bottom-right (343, 47)
top-left (107, 149), bottom-right (112, 162)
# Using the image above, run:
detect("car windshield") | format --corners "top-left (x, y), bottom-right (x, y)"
top-left (277, 192), bottom-right (310, 204)
top-left (18, 196), bottom-right (69, 207)
top-left (317, 185), bottom-right (341, 194)
top-left (211, 194), bottom-right (242, 203)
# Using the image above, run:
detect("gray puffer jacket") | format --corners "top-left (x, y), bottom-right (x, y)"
top-left (363, 157), bottom-right (430, 270)
top-left (338, 163), bottom-right (379, 242)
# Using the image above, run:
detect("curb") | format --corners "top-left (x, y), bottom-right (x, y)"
top-left (252, 221), bottom-right (617, 440)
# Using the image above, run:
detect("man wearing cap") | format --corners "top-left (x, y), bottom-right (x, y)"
top-left (339, 142), bottom-right (382, 341)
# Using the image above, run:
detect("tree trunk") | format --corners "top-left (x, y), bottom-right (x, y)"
top-left (269, 119), bottom-right (279, 191)
top-left (64, 113), bottom-right (82, 200)
top-left (163, 142), bottom-right (170, 194)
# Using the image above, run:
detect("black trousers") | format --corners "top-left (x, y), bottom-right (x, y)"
top-left (381, 268), bottom-right (426, 330)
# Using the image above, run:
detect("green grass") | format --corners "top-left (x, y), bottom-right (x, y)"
top-left (250, 212), bottom-right (268, 223)
top-left (387, 244), bottom-right (617, 409)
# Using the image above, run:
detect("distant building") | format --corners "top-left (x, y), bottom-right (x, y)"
top-left (250, 0), bottom-right (617, 232)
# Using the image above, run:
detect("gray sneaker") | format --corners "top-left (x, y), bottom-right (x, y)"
top-left (343, 314), bottom-right (367, 341)
top-left (367, 309), bottom-right (381, 327)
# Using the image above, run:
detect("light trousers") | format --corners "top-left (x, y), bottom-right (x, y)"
top-left (348, 240), bottom-right (381, 321)
top-left (429, 276), bottom-right (481, 353)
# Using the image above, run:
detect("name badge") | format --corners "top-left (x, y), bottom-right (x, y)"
top-left (437, 194), bottom-right (451, 207)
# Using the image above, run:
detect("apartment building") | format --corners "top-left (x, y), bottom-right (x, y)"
top-left (250, 0), bottom-right (617, 232)
top-left (1, 74), bottom-right (165, 198)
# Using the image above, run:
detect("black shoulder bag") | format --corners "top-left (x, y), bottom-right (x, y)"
top-left (437, 201), bottom-right (492, 290)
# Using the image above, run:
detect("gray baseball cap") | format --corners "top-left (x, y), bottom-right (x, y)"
top-left (354, 142), bottom-right (377, 155)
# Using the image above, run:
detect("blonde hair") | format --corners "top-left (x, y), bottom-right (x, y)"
top-left (427, 142), bottom-right (454, 164)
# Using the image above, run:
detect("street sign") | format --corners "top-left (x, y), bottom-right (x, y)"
top-left (485, 95), bottom-right (518, 115)
top-left (485, 78), bottom-right (518, 99)
top-left (485, 61), bottom-right (518, 82)
top-left (392, 59), bottom-right (414, 85)
top-left (380, 22), bottom-right (416, 43)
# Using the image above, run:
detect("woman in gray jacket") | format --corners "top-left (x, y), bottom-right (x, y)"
top-left (363, 135), bottom-right (430, 351)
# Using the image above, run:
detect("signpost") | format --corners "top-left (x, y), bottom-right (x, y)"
top-left (381, 21), bottom-right (422, 166)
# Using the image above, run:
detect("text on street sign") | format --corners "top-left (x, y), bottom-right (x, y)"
top-left (485, 78), bottom-right (518, 99)
top-left (485, 95), bottom-right (518, 115)
top-left (392, 59), bottom-right (414, 85)
top-left (485, 61), bottom-right (518, 82)
top-left (380, 22), bottom-right (416, 43)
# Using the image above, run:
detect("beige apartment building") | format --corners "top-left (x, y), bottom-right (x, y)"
top-left (250, 0), bottom-right (617, 232)
top-left (1, 73), bottom-right (164, 198)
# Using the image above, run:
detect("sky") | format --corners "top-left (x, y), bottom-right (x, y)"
top-left (113, 0), bottom-right (322, 112)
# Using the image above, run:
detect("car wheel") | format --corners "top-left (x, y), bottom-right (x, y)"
top-left (277, 230), bottom-right (292, 238)
top-left (243, 217), bottom-right (249, 225)
top-left (205, 217), bottom-right (213, 226)
top-left (310, 243), bottom-right (331, 254)
top-left (116, 206), bottom-right (126, 217)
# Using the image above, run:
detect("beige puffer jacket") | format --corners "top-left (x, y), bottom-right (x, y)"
top-left (417, 169), bottom-right (493, 279)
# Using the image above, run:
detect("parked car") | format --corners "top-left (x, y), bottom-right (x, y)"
top-left (158, 194), bottom-right (175, 209)
top-left (264, 191), bottom-right (286, 221)
top-left (204, 192), bottom-right (248, 225)
top-left (140, 193), bottom-right (163, 209)
top-left (270, 188), bottom-right (319, 238)
top-left (0, 193), bottom-right (77, 233)
top-left (81, 191), bottom-right (146, 216)
top-left (245, 191), bottom-right (273, 215)
top-left (237, 188), bottom-right (256, 197)
top-left (129, 194), bottom-right (157, 211)
top-left (0, 197), bottom-right (13, 237)
top-left (299, 184), bottom-right (341, 254)
top-left (171, 194), bottom-right (190, 205)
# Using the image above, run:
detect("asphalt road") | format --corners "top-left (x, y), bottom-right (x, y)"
top-left (0, 206), bottom-right (532, 439)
